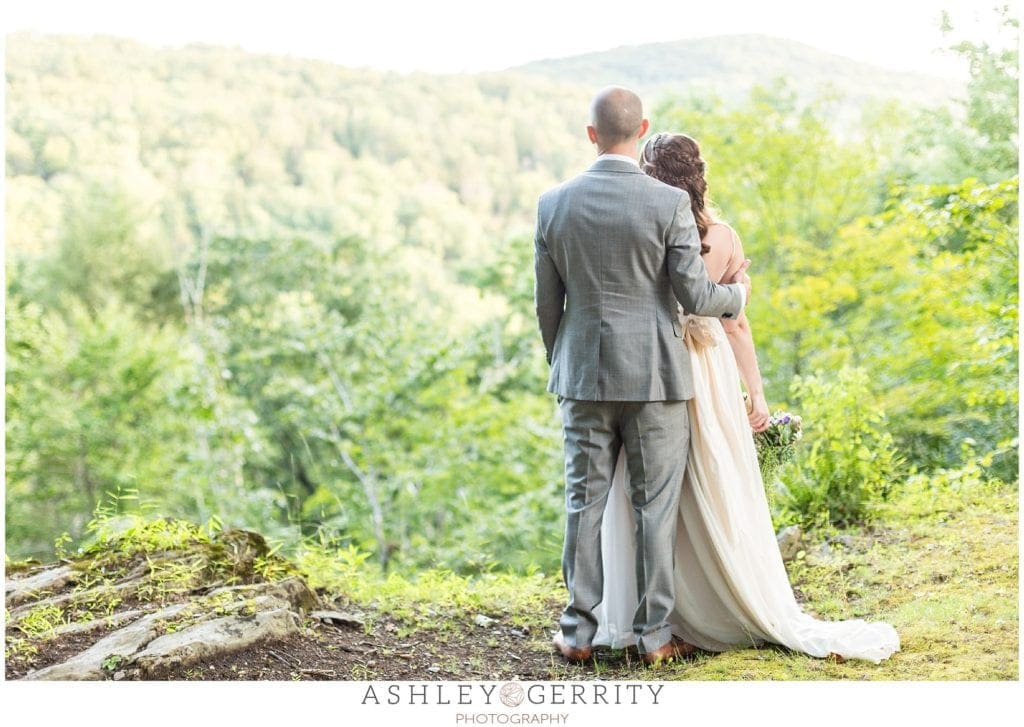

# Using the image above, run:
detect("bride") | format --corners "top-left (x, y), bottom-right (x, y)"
top-left (591, 132), bottom-right (900, 664)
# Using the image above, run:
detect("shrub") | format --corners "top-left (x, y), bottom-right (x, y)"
top-left (776, 367), bottom-right (904, 528)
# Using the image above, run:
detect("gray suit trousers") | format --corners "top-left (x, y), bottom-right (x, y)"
top-left (558, 397), bottom-right (689, 654)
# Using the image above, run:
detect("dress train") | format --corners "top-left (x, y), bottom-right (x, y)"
top-left (592, 315), bottom-right (900, 663)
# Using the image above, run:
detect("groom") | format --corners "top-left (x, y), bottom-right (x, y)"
top-left (534, 86), bottom-right (751, 665)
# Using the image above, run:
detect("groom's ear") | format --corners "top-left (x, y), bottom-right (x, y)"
top-left (638, 118), bottom-right (650, 138)
top-left (586, 125), bottom-right (599, 144)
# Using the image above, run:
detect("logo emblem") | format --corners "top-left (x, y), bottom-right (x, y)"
top-left (499, 682), bottom-right (525, 708)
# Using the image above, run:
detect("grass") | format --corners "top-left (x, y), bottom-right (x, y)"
top-left (624, 467), bottom-right (1017, 680)
top-left (293, 462), bottom-right (1017, 680)
top-left (296, 540), bottom-right (565, 638)
top-left (14, 604), bottom-right (67, 637)
top-left (7, 460), bottom-right (1016, 680)
top-left (294, 542), bottom-right (562, 637)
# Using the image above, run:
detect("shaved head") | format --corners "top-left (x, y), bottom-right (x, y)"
top-left (589, 86), bottom-right (644, 144)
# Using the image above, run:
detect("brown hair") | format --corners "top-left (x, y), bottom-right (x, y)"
top-left (640, 133), bottom-right (714, 254)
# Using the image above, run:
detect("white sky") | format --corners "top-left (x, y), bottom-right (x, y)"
top-left (2, 0), bottom-right (1017, 79)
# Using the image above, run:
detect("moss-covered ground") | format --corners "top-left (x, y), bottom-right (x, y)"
top-left (6, 469), bottom-right (1017, 680)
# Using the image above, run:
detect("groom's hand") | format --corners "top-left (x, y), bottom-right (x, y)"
top-left (726, 259), bottom-right (752, 304)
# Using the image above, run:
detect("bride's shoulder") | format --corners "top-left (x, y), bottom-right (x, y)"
top-left (702, 222), bottom-right (744, 277)
top-left (706, 220), bottom-right (738, 237)
top-left (704, 221), bottom-right (740, 250)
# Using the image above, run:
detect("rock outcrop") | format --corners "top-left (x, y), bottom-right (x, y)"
top-left (5, 524), bottom-right (322, 680)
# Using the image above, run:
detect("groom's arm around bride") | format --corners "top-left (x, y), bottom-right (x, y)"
top-left (533, 94), bottom-right (751, 402)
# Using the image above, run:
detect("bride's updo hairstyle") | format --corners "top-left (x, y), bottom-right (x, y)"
top-left (641, 133), bottom-right (714, 254)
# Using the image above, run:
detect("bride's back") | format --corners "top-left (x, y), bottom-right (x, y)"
top-left (701, 222), bottom-right (744, 286)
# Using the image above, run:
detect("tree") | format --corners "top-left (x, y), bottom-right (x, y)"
top-left (5, 298), bottom-right (192, 556)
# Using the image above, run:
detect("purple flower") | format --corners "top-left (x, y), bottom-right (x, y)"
top-left (782, 414), bottom-right (791, 424)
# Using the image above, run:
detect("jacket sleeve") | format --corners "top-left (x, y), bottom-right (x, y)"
top-left (665, 194), bottom-right (744, 319)
top-left (533, 207), bottom-right (565, 365)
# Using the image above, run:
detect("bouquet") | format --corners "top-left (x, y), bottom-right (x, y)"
top-left (746, 396), bottom-right (804, 488)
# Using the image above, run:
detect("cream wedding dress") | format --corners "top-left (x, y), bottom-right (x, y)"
top-left (592, 312), bottom-right (901, 663)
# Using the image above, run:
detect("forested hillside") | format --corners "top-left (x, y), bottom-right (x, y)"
top-left (4, 33), bottom-right (593, 270)
top-left (4, 19), bottom-right (1018, 590)
top-left (5, 31), bottom-right (595, 565)
top-left (513, 34), bottom-right (959, 108)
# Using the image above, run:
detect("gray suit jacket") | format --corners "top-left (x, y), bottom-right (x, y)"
top-left (534, 156), bottom-right (744, 402)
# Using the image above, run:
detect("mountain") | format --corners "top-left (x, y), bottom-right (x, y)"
top-left (3, 32), bottom-right (594, 258)
top-left (4, 31), bottom-right (963, 267)
top-left (509, 34), bottom-right (961, 108)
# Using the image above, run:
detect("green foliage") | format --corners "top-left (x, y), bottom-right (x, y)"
top-left (654, 79), bottom-right (1017, 484)
top-left (4, 33), bottom-right (593, 264)
top-left (897, 7), bottom-right (1018, 184)
top-left (4, 297), bottom-right (195, 556)
top-left (9, 186), bottom-right (171, 317)
top-left (188, 232), bottom-right (563, 573)
top-left (3, 21), bottom-right (1017, 571)
top-left (653, 82), bottom-right (893, 395)
top-left (16, 604), bottom-right (67, 638)
top-left (82, 494), bottom-right (213, 557)
top-left (872, 178), bottom-right (1017, 475)
top-left (294, 536), bottom-right (561, 633)
top-left (943, 6), bottom-right (1019, 180)
top-left (101, 654), bottom-right (125, 673)
top-left (753, 410), bottom-right (804, 504)
top-left (70, 502), bottom-right (301, 598)
top-left (655, 81), bottom-right (885, 249)
top-left (896, 439), bottom-right (1019, 521)
top-left (776, 368), bottom-right (904, 528)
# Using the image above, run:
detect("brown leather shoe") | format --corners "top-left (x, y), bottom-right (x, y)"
top-left (552, 631), bottom-right (593, 663)
top-left (642, 636), bottom-right (699, 666)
